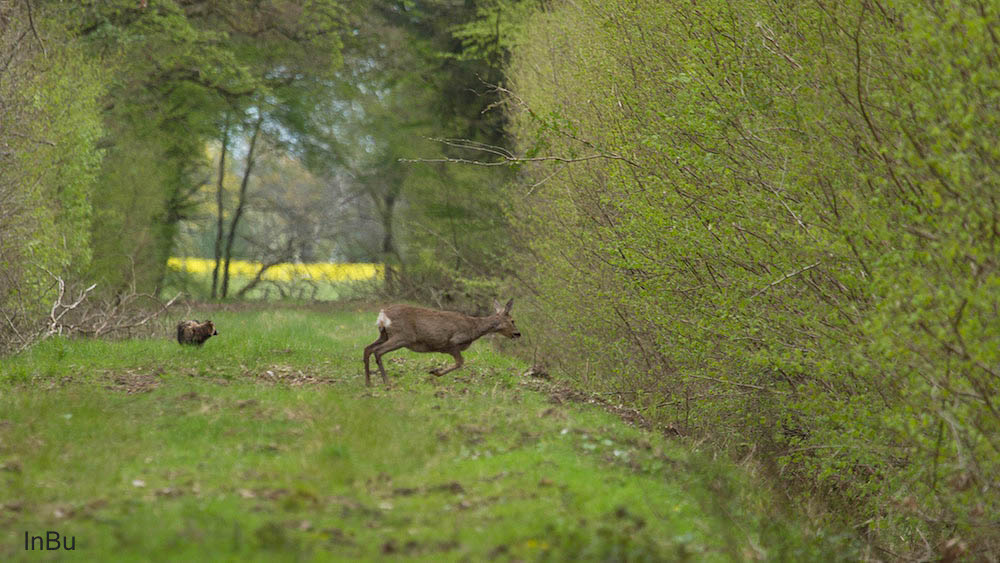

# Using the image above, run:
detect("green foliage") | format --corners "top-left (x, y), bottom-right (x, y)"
top-left (449, 0), bottom-right (542, 63)
top-left (14, 37), bottom-right (104, 274)
top-left (0, 7), bottom-right (105, 350)
top-left (508, 0), bottom-right (1000, 554)
top-left (390, 1), bottom-right (530, 298)
top-left (287, 1), bottom-right (517, 301)
top-left (34, 0), bottom-right (347, 294)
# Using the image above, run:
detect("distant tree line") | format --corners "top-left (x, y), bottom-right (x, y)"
top-left (1, 0), bottom-right (525, 347)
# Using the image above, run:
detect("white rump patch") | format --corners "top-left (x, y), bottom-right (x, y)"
top-left (376, 310), bottom-right (391, 329)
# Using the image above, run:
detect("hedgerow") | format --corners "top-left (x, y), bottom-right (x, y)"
top-left (507, 0), bottom-right (1000, 554)
top-left (0, 7), bottom-right (104, 352)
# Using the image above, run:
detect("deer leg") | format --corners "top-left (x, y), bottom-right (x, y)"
top-left (363, 329), bottom-right (389, 387)
top-left (430, 351), bottom-right (464, 376)
top-left (373, 338), bottom-right (407, 386)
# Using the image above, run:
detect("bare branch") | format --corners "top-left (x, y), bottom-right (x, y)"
top-left (1, 307), bottom-right (28, 349)
top-left (9, 132), bottom-right (56, 146)
top-left (683, 372), bottom-right (786, 393)
top-left (526, 162), bottom-right (568, 195)
top-left (749, 261), bottom-right (821, 299)
top-left (5, 262), bottom-right (183, 353)
top-left (1, 30), bottom-right (30, 79)
top-left (401, 133), bottom-right (638, 167)
top-left (399, 152), bottom-right (628, 167)
top-left (755, 21), bottom-right (801, 70)
top-left (399, 84), bottom-right (642, 170)
top-left (39, 265), bottom-right (97, 338)
top-left (22, 0), bottom-right (46, 57)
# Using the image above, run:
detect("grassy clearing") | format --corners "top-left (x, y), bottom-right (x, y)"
top-left (0, 308), bottom-right (856, 560)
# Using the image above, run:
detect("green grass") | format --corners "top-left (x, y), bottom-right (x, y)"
top-left (0, 308), bottom-right (857, 561)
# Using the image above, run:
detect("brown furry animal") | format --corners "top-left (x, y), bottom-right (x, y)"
top-left (176, 320), bottom-right (218, 346)
top-left (363, 299), bottom-right (521, 386)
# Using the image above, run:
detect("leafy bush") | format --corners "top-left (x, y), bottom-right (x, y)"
top-left (0, 7), bottom-right (104, 352)
top-left (507, 0), bottom-right (1000, 554)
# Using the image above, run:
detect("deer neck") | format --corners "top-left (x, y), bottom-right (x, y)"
top-left (469, 314), bottom-right (500, 340)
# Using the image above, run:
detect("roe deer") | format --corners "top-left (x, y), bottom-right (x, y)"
top-left (362, 299), bottom-right (521, 386)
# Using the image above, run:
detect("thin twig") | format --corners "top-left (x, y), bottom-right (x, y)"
top-left (1, 30), bottom-right (30, 79)
top-left (653, 389), bottom-right (756, 407)
top-left (100, 292), bottom-right (181, 336)
top-left (433, 137), bottom-right (515, 160)
top-left (683, 373), bottom-right (777, 392)
top-left (1, 308), bottom-right (27, 348)
top-left (23, 0), bottom-right (46, 57)
top-left (9, 132), bottom-right (56, 146)
top-left (526, 163), bottom-right (568, 195)
top-left (749, 261), bottom-right (821, 299)
top-left (755, 21), bottom-right (801, 69)
top-left (399, 153), bottom-right (628, 167)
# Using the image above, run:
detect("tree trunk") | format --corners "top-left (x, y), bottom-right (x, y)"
top-left (221, 115), bottom-right (263, 299)
top-left (381, 191), bottom-right (397, 293)
top-left (235, 259), bottom-right (281, 299)
top-left (211, 118), bottom-right (230, 299)
top-left (235, 239), bottom-right (295, 299)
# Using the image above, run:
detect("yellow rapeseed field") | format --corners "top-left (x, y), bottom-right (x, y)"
top-left (167, 257), bottom-right (383, 282)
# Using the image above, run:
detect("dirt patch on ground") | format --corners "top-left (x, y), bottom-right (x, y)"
top-left (518, 377), bottom-right (681, 437)
top-left (26, 363), bottom-right (344, 393)
top-left (102, 369), bottom-right (163, 394)
top-left (246, 365), bottom-right (344, 386)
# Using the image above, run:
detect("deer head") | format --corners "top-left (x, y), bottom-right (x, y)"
top-left (492, 298), bottom-right (521, 339)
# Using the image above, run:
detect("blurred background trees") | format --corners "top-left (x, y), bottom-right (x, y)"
top-left (2, 0), bottom-right (524, 318)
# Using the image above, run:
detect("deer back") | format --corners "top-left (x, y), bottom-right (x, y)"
top-left (380, 305), bottom-right (486, 351)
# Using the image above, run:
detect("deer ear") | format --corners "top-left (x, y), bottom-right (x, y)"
top-left (493, 299), bottom-right (503, 313)
top-left (504, 298), bottom-right (514, 313)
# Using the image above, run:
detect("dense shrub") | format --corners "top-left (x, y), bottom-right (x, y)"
top-left (508, 0), bottom-right (1000, 554)
top-left (0, 5), bottom-right (104, 352)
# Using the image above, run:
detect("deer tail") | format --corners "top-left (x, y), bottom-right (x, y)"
top-left (376, 310), bottom-right (391, 330)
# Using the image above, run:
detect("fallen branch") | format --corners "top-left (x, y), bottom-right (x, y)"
top-left (39, 265), bottom-right (97, 339)
top-left (7, 263), bottom-right (184, 353)
top-left (72, 291), bottom-right (183, 337)
top-left (46, 279), bottom-right (97, 337)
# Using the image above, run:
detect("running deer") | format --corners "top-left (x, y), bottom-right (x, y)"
top-left (363, 299), bottom-right (521, 386)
